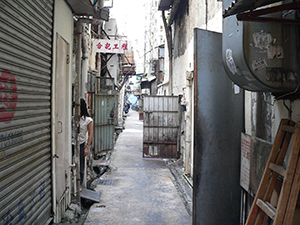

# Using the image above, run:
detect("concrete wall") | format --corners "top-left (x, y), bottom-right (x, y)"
top-left (52, 0), bottom-right (74, 222)
top-left (154, 0), bottom-right (300, 221)
top-left (172, 0), bottom-right (222, 96)
top-left (169, 0), bottom-right (222, 175)
top-left (169, 0), bottom-right (300, 175)
top-left (245, 92), bottom-right (300, 141)
top-left (159, 0), bottom-right (300, 177)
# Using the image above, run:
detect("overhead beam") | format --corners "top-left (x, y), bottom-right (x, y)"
top-left (237, 1), bottom-right (300, 25)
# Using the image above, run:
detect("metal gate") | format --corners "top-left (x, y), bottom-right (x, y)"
top-left (143, 96), bottom-right (180, 159)
top-left (94, 77), bottom-right (115, 154)
top-left (0, 1), bottom-right (53, 224)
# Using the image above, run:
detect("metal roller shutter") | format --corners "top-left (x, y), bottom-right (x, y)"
top-left (0, 0), bottom-right (53, 224)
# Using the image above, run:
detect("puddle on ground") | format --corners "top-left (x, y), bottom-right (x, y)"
top-left (91, 205), bottom-right (106, 212)
top-left (94, 179), bottom-right (117, 186)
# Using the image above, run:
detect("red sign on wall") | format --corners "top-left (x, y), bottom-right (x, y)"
top-left (93, 39), bottom-right (132, 54)
top-left (0, 69), bottom-right (18, 124)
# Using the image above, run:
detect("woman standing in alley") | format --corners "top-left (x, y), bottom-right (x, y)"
top-left (79, 98), bottom-right (93, 188)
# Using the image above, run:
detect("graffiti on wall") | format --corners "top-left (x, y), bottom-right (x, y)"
top-left (0, 130), bottom-right (23, 149)
top-left (2, 181), bottom-right (46, 225)
top-left (0, 69), bottom-right (18, 124)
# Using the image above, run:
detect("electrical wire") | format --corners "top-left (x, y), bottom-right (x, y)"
top-left (276, 80), bottom-right (300, 100)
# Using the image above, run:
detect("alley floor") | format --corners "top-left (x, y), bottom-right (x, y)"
top-left (84, 110), bottom-right (192, 225)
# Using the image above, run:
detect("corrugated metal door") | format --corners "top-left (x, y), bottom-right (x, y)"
top-left (143, 96), bottom-right (180, 159)
top-left (94, 77), bottom-right (115, 154)
top-left (0, 1), bottom-right (53, 224)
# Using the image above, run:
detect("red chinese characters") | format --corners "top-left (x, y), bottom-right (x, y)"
top-left (94, 39), bottom-right (131, 54)
top-left (105, 43), bottom-right (111, 50)
top-left (96, 42), bottom-right (103, 49)
top-left (113, 44), bottom-right (119, 50)
top-left (121, 43), bottom-right (128, 50)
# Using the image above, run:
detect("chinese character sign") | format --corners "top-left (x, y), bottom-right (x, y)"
top-left (93, 39), bottom-right (132, 54)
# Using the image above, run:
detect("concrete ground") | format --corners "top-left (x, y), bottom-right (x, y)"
top-left (84, 110), bottom-right (192, 225)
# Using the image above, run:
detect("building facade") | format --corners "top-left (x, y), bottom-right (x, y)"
top-left (155, 0), bottom-right (300, 223)
top-left (0, 0), bottom-right (115, 223)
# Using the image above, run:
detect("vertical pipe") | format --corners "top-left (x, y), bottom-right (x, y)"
top-left (169, 48), bottom-right (173, 94)
top-left (162, 11), bottom-right (173, 94)
top-left (82, 24), bottom-right (89, 99)
top-left (185, 76), bottom-right (193, 174)
top-left (74, 21), bottom-right (82, 204)
top-left (206, 0), bottom-right (208, 30)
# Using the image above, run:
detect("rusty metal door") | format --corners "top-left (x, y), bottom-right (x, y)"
top-left (94, 77), bottom-right (115, 154)
top-left (193, 28), bottom-right (244, 225)
top-left (143, 96), bottom-right (180, 159)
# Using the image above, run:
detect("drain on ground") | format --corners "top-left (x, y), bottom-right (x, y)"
top-left (95, 180), bottom-right (117, 186)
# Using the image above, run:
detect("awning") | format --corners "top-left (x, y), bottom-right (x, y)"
top-left (141, 76), bottom-right (156, 89)
top-left (66, 0), bottom-right (96, 16)
top-left (224, 0), bottom-right (300, 25)
top-left (223, 0), bottom-right (282, 18)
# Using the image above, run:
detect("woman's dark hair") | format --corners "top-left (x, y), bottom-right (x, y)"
top-left (80, 98), bottom-right (90, 118)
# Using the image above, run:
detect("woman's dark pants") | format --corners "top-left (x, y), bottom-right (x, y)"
top-left (80, 143), bottom-right (85, 185)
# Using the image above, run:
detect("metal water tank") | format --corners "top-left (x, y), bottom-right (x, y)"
top-left (222, 9), bottom-right (300, 95)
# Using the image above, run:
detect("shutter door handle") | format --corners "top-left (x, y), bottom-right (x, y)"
top-left (58, 121), bottom-right (63, 134)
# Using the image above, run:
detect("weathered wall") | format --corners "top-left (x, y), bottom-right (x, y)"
top-left (172, 0), bottom-right (222, 96)
top-left (160, 0), bottom-right (300, 221)
top-left (245, 93), bottom-right (300, 141)
top-left (161, 0), bottom-right (300, 177)
top-left (171, 0), bottom-right (222, 175)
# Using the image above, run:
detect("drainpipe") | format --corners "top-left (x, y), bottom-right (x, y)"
top-left (74, 17), bottom-right (108, 202)
top-left (206, 0), bottom-right (208, 29)
top-left (74, 21), bottom-right (83, 204)
top-left (73, 18), bottom-right (103, 202)
top-left (82, 25), bottom-right (89, 99)
top-left (162, 11), bottom-right (173, 94)
top-left (185, 72), bottom-right (193, 175)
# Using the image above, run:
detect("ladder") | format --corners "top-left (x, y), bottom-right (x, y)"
top-left (246, 119), bottom-right (300, 225)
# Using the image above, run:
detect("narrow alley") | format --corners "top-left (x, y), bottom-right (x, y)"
top-left (84, 110), bottom-right (192, 225)
top-left (4, 1), bottom-right (300, 224)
